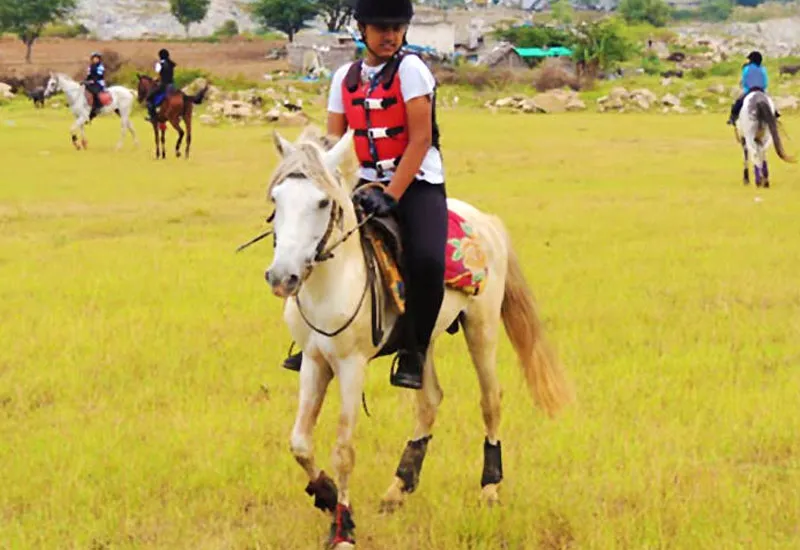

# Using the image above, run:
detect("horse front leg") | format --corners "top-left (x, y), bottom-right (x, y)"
top-left (380, 348), bottom-right (442, 514)
top-left (159, 126), bottom-right (166, 160)
top-left (70, 116), bottom-right (88, 150)
top-left (326, 355), bottom-right (367, 549)
top-left (290, 353), bottom-right (338, 514)
top-left (151, 122), bottom-right (160, 158)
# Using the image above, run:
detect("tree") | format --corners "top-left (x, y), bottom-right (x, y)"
top-left (618, 0), bottom-right (672, 27)
top-left (571, 18), bottom-right (635, 78)
top-left (316, 0), bottom-right (354, 32)
top-left (0, 0), bottom-right (76, 63)
top-left (249, 0), bottom-right (319, 43)
top-left (169, 0), bottom-right (210, 37)
top-left (550, 0), bottom-right (574, 25)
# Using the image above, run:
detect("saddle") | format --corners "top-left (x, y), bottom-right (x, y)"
top-left (356, 199), bottom-right (489, 358)
top-left (153, 84), bottom-right (177, 107)
top-left (85, 90), bottom-right (112, 109)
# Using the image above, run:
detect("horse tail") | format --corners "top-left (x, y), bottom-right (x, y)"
top-left (495, 218), bottom-right (574, 417)
top-left (756, 97), bottom-right (796, 163)
top-left (191, 85), bottom-right (209, 105)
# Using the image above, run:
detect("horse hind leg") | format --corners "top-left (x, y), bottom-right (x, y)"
top-left (460, 303), bottom-right (504, 506)
top-left (183, 110), bottom-right (193, 159)
top-left (169, 117), bottom-right (184, 158)
top-left (762, 159), bottom-right (770, 188)
top-left (380, 346), bottom-right (443, 514)
top-left (741, 138), bottom-right (749, 185)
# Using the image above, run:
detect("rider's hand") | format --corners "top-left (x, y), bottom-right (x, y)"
top-left (354, 186), bottom-right (397, 217)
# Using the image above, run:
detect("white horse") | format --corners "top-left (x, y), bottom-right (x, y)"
top-left (260, 127), bottom-right (574, 548)
top-left (735, 91), bottom-right (795, 187)
top-left (44, 72), bottom-right (138, 151)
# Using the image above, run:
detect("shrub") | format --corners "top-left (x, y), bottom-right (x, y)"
top-left (641, 53), bottom-right (662, 75)
top-left (41, 22), bottom-right (91, 39)
top-left (532, 59), bottom-right (580, 91)
top-left (215, 19), bottom-right (239, 37)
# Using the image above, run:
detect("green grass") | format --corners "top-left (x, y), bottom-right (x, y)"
top-left (1, 104), bottom-right (799, 549)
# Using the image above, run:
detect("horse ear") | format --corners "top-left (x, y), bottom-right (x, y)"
top-left (273, 130), bottom-right (295, 158)
top-left (323, 129), bottom-right (354, 175)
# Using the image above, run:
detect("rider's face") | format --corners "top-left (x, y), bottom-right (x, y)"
top-left (362, 23), bottom-right (407, 60)
top-left (91, 56), bottom-right (100, 64)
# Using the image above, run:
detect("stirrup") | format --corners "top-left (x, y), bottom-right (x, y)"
top-left (389, 350), bottom-right (423, 390)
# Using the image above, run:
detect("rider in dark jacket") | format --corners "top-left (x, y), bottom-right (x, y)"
top-left (85, 52), bottom-right (106, 119)
top-left (146, 49), bottom-right (177, 122)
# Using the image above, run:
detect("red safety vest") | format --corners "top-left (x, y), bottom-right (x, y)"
top-left (341, 52), bottom-right (440, 176)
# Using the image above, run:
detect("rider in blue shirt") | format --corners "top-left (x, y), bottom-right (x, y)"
top-left (727, 51), bottom-right (779, 125)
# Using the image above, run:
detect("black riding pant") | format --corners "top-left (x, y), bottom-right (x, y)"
top-left (731, 87), bottom-right (764, 119)
top-left (85, 82), bottom-right (102, 108)
top-left (146, 82), bottom-right (171, 105)
top-left (393, 180), bottom-right (448, 355)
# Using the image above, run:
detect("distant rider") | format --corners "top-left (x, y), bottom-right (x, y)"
top-left (145, 48), bottom-right (177, 122)
top-left (85, 52), bottom-right (106, 119)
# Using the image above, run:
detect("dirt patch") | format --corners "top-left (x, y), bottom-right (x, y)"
top-left (0, 36), bottom-right (289, 81)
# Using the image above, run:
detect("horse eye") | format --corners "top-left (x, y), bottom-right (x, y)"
top-left (318, 199), bottom-right (330, 209)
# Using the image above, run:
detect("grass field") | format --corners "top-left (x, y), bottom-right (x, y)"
top-left (1, 105), bottom-right (799, 549)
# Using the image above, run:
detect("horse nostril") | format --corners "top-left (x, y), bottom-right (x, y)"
top-left (287, 274), bottom-right (299, 287)
top-left (265, 270), bottom-right (273, 284)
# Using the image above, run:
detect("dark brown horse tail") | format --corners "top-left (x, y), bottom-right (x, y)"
top-left (191, 85), bottom-right (209, 105)
top-left (756, 98), bottom-right (796, 163)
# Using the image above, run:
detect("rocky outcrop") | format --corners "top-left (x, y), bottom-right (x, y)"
top-left (485, 89), bottom-right (586, 114)
top-left (72, 0), bottom-right (260, 40)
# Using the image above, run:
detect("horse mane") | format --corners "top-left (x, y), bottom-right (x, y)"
top-left (267, 127), bottom-right (354, 215)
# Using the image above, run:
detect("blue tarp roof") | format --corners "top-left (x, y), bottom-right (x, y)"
top-left (514, 46), bottom-right (573, 58)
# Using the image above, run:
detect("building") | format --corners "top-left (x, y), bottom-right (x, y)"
top-left (406, 21), bottom-right (457, 55)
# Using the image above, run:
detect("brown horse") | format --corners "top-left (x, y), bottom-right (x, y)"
top-left (135, 74), bottom-right (208, 159)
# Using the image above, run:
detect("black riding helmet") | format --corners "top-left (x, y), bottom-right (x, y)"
top-left (747, 51), bottom-right (763, 66)
top-left (159, 48), bottom-right (170, 60)
top-left (354, 0), bottom-right (413, 25)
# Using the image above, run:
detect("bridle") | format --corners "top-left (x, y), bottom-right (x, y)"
top-left (237, 176), bottom-right (380, 338)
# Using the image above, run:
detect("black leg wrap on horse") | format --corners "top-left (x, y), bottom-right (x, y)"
top-left (395, 435), bottom-right (432, 494)
top-left (481, 438), bottom-right (503, 488)
top-left (305, 471), bottom-right (338, 513)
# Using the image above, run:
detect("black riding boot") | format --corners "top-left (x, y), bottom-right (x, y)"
top-left (145, 102), bottom-right (157, 123)
top-left (282, 350), bottom-right (302, 372)
top-left (389, 317), bottom-right (424, 390)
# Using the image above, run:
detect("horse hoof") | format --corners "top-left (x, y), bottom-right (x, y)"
top-left (379, 477), bottom-right (405, 514)
top-left (480, 484), bottom-right (501, 507)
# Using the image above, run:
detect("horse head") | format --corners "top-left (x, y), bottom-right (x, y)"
top-left (264, 127), bottom-right (356, 297)
top-left (43, 72), bottom-right (61, 98)
top-left (135, 73), bottom-right (154, 103)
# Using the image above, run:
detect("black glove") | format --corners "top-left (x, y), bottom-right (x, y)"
top-left (354, 186), bottom-right (398, 217)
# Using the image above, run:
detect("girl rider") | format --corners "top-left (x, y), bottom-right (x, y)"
top-left (281, 0), bottom-right (446, 391)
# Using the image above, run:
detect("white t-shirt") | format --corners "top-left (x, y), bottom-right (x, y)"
top-left (327, 54), bottom-right (444, 184)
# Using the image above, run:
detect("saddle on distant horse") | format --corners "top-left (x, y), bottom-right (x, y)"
top-left (85, 89), bottom-right (112, 111)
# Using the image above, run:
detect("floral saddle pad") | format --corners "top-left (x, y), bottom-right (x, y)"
top-left (364, 209), bottom-right (489, 314)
